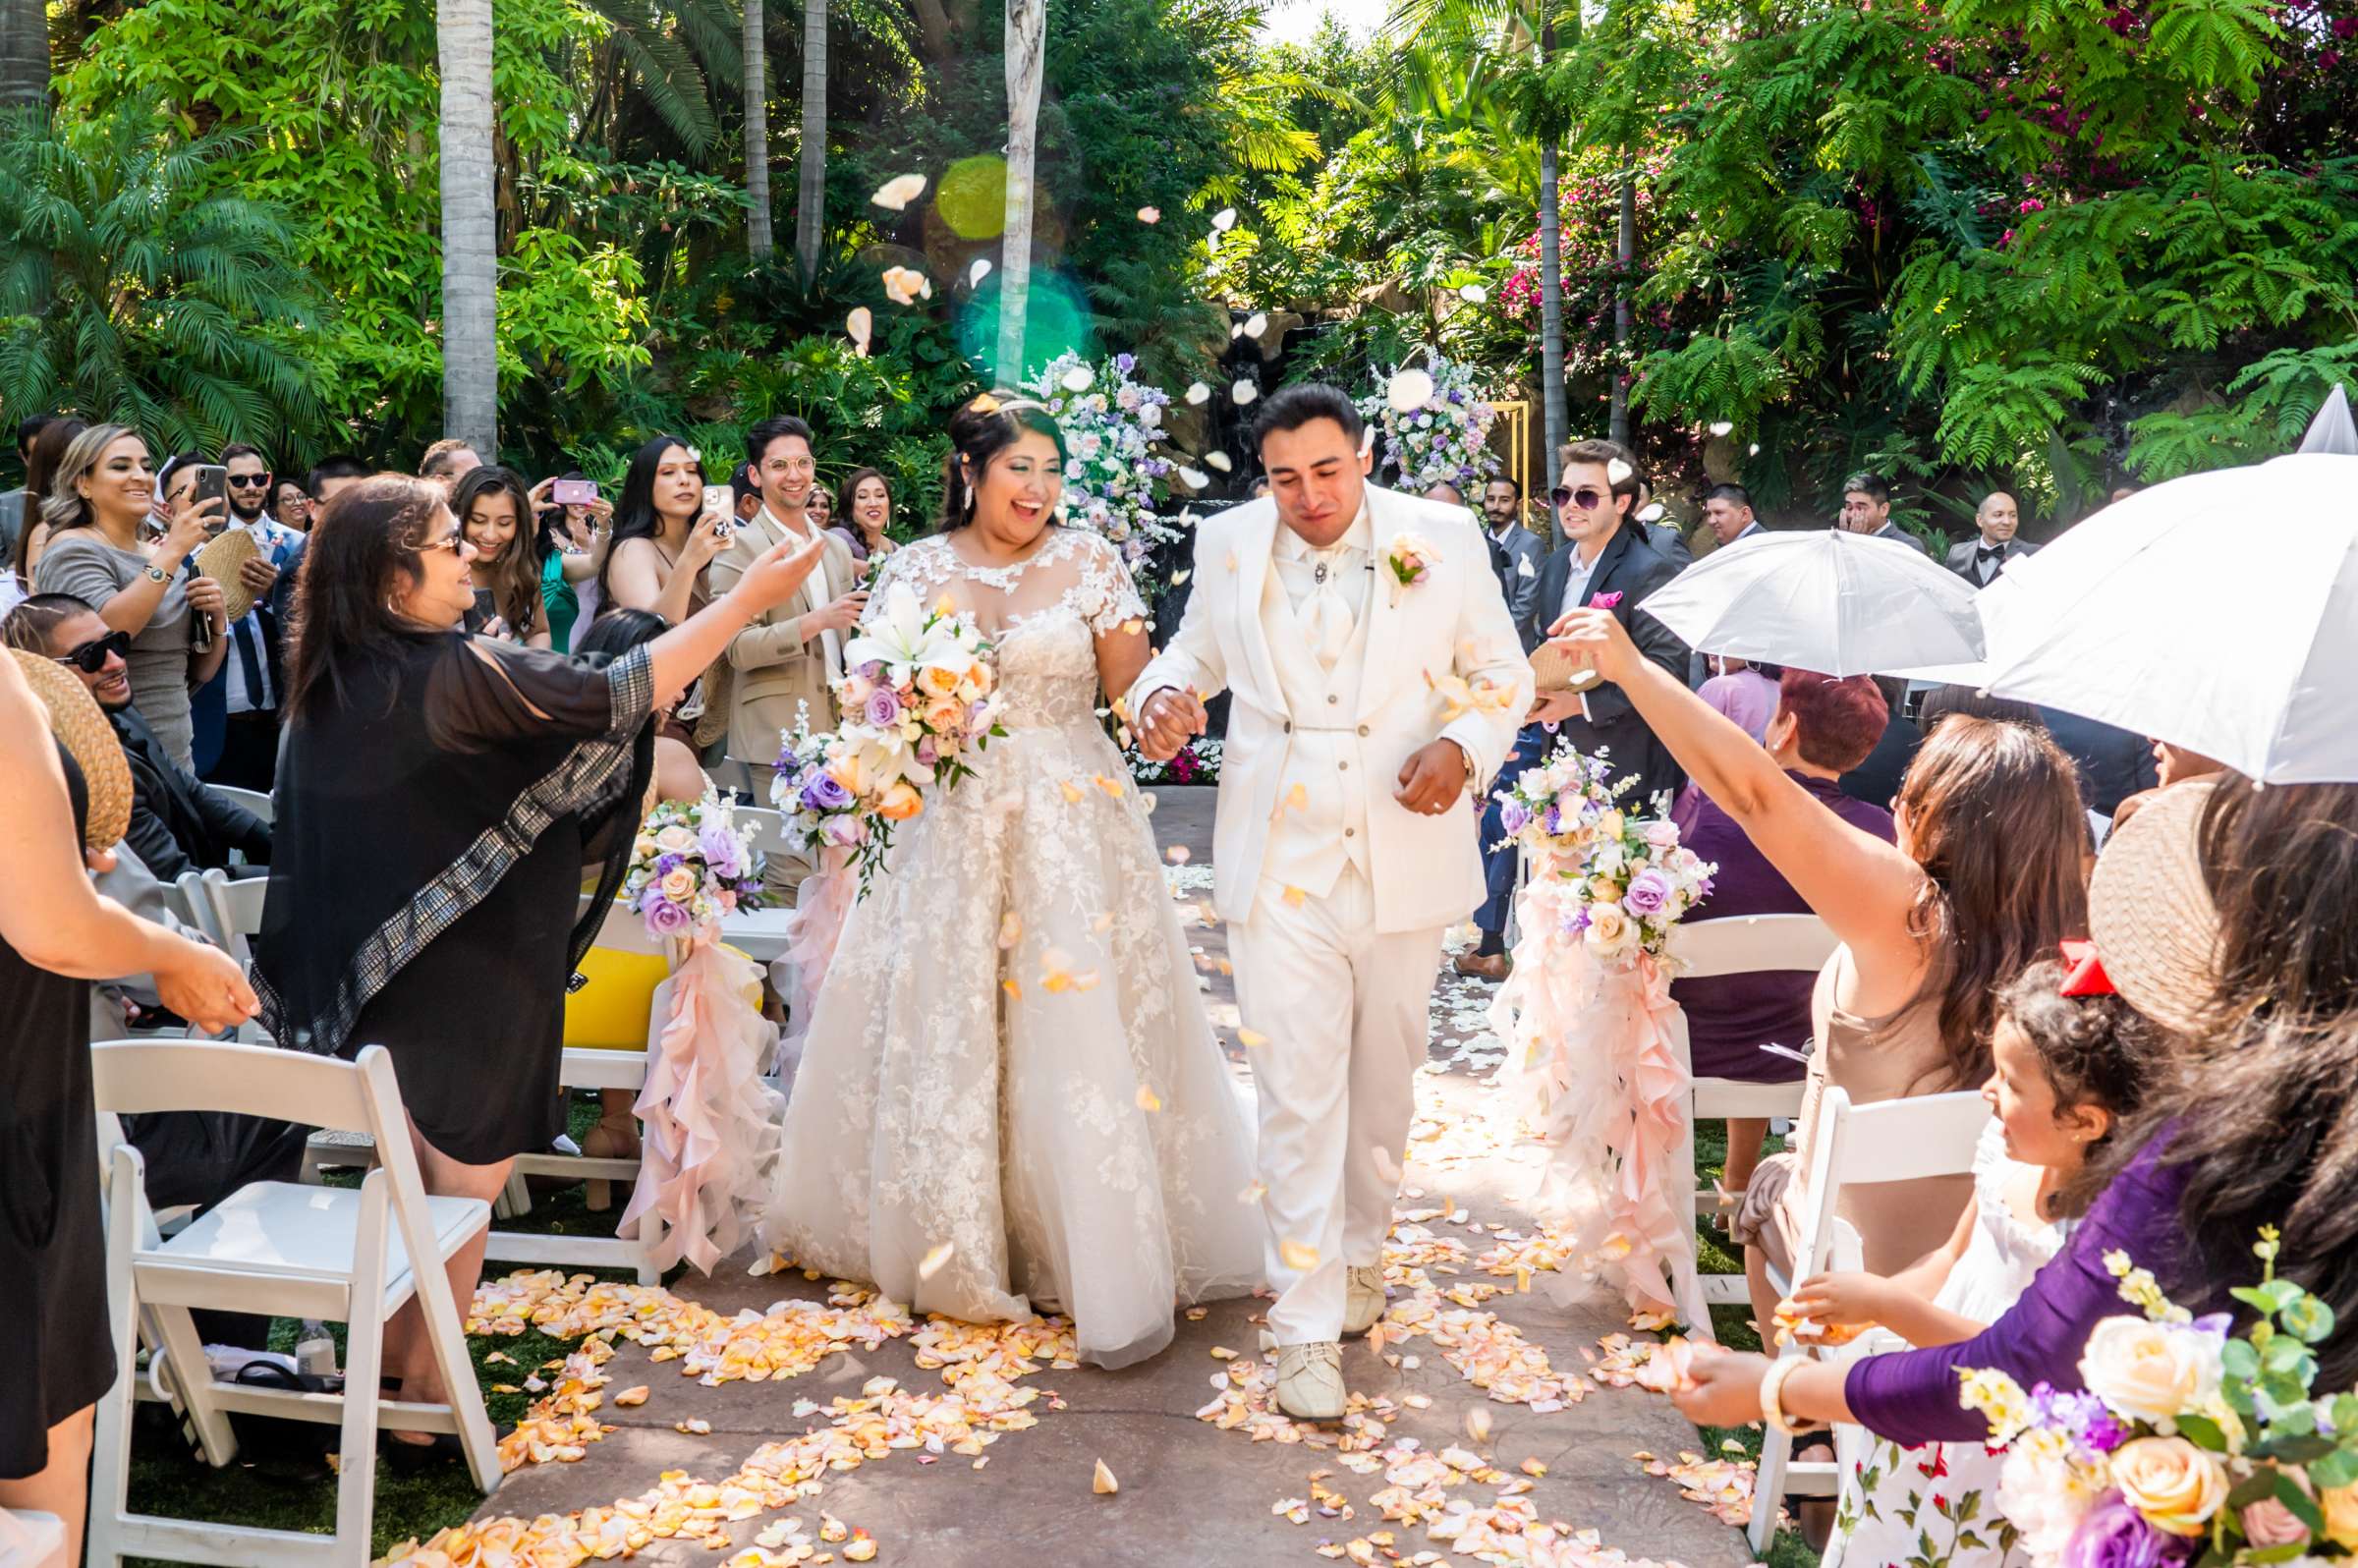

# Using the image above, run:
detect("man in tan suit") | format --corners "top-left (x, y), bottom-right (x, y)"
top-left (706, 415), bottom-right (867, 895)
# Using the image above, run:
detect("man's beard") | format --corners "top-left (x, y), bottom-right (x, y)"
top-left (230, 495), bottom-right (267, 523)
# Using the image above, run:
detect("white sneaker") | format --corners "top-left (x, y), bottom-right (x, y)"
top-left (1342, 1265), bottom-right (1388, 1336)
top-left (1271, 1340), bottom-right (1346, 1421)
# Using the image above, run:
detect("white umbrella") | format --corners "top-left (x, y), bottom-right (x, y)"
top-left (2300, 383), bottom-right (2357, 456)
top-left (1979, 452), bottom-right (2358, 784)
top-left (1882, 573), bottom-right (2031, 687)
top-left (1634, 528), bottom-right (1986, 677)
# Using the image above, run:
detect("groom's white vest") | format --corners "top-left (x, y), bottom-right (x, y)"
top-left (1129, 484), bottom-right (1533, 934)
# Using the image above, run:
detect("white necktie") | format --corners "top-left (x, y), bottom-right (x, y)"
top-left (1301, 550), bottom-right (1354, 670)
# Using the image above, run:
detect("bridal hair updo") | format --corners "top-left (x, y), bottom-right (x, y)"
top-left (934, 392), bottom-right (1067, 532)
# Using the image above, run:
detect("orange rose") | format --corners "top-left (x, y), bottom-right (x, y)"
top-left (877, 780), bottom-right (925, 821)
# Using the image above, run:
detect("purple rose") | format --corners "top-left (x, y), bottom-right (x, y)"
top-left (1114, 352), bottom-right (1137, 374)
top-left (1622, 867), bottom-right (1673, 917)
top-left (2062, 1493), bottom-right (2192, 1568)
top-left (802, 769), bottom-right (853, 812)
top-left (860, 659), bottom-right (885, 682)
top-left (645, 897), bottom-right (694, 937)
top-left (698, 823), bottom-right (742, 876)
top-left (915, 736), bottom-right (939, 767)
top-left (1500, 800), bottom-right (1530, 837)
top-left (821, 813), bottom-right (869, 848)
top-left (864, 689), bottom-right (902, 727)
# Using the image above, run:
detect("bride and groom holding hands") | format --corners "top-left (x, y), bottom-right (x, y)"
top-left (760, 382), bottom-right (1534, 1419)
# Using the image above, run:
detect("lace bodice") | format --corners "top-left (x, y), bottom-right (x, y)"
top-left (868, 530), bottom-right (1145, 730)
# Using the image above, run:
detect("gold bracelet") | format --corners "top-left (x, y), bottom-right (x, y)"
top-left (1760, 1356), bottom-right (1820, 1436)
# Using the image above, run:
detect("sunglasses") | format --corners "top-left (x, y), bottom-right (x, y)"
top-left (421, 527), bottom-right (468, 556)
top-left (57, 630), bottom-right (133, 673)
top-left (1550, 485), bottom-right (1609, 512)
top-left (227, 473), bottom-right (272, 489)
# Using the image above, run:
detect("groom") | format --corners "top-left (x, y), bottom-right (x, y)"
top-left (1129, 384), bottom-right (1532, 1419)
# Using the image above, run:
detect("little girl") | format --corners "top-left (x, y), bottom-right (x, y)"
top-left (1786, 941), bottom-right (2165, 1568)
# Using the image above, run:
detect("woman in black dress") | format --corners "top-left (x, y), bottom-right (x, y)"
top-left (0, 655), bottom-right (254, 1561)
top-left (252, 475), bottom-right (821, 1437)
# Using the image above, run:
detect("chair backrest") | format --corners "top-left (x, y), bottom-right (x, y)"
top-left (171, 870), bottom-right (224, 947)
top-left (210, 784), bottom-right (275, 825)
top-left (89, 1038), bottom-right (397, 1145)
top-left (736, 806), bottom-right (794, 862)
top-left (1793, 1085), bottom-right (1989, 1283)
top-left (576, 893), bottom-right (668, 959)
top-left (1670, 913), bottom-right (1840, 980)
top-left (192, 868), bottom-right (269, 965)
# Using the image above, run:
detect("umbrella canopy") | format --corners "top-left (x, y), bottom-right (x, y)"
top-left (2299, 383), bottom-right (2357, 456)
top-left (1634, 528), bottom-right (1986, 677)
top-left (1979, 452), bottom-right (2358, 784)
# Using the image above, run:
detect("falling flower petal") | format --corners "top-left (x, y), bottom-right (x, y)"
top-left (1708, 420), bottom-right (1734, 437)
top-left (1177, 466), bottom-right (1210, 491)
top-left (919, 1241), bottom-right (955, 1280)
top-left (969, 257), bottom-right (993, 287)
top-left (1280, 1239), bottom-right (1320, 1271)
top-left (1211, 207), bottom-right (1237, 232)
top-left (1749, 442), bottom-right (1761, 456)
top-left (1186, 381), bottom-right (1211, 405)
top-left (1464, 1407), bottom-right (1493, 1443)
top-left (870, 172), bottom-right (928, 209)
top-left (1137, 205), bottom-right (1161, 224)
top-left (1238, 1029), bottom-right (1269, 1047)
top-left (1060, 364), bottom-right (1095, 393)
top-left (846, 307), bottom-right (872, 356)
top-left (1637, 501), bottom-right (1664, 522)
top-left (613, 1385), bottom-right (649, 1407)
top-left (1166, 845), bottom-right (1191, 864)
top-left (1458, 284), bottom-right (1488, 303)
top-left (844, 1538), bottom-right (878, 1564)
top-left (1239, 1179), bottom-right (1268, 1204)
top-left (1605, 458), bottom-right (1635, 485)
top-left (881, 265), bottom-right (932, 306)
top-left (1204, 451), bottom-right (1232, 473)
top-left (1170, 569), bottom-right (1192, 587)
top-left (1232, 379), bottom-right (1258, 405)
top-left (1386, 368), bottom-right (1435, 413)
top-left (1093, 1458), bottom-right (1120, 1494)
top-left (1244, 312), bottom-right (1268, 339)
top-left (1283, 885), bottom-right (1308, 908)
top-left (1136, 1085), bottom-right (1162, 1113)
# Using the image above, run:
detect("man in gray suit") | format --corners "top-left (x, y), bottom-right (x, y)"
top-left (1838, 471), bottom-right (1932, 555)
top-left (1945, 489), bottom-right (2039, 585)
top-left (1480, 476), bottom-right (1546, 648)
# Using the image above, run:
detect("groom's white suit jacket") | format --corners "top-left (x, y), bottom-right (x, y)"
top-left (1129, 483), bottom-right (1534, 935)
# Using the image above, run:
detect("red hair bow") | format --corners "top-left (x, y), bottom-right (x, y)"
top-left (2058, 938), bottom-right (2116, 999)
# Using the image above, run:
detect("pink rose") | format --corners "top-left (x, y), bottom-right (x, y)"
top-left (1589, 590), bottom-right (1623, 609)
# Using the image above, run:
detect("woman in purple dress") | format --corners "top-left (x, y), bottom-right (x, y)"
top-left (1671, 668), bottom-right (1895, 1202)
top-left (1672, 774), bottom-right (2358, 1446)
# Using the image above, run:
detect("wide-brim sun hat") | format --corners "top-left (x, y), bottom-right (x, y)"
top-left (2087, 779), bottom-right (2221, 1038)
top-left (10, 647), bottom-right (134, 851)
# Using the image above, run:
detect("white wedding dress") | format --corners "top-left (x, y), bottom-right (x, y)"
top-left (758, 528), bottom-right (1263, 1367)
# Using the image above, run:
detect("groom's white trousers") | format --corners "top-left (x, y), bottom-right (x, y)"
top-left (1231, 864), bottom-right (1446, 1346)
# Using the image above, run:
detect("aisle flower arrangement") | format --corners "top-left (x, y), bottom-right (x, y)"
top-left (1490, 739), bottom-right (1719, 1331)
top-left (1022, 352), bottom-right (1182, 570)
top-left (772, 581), bottom-right (1006, 897)
top-left (1129, 735), bottom-right (1222, 786)
top-left (1962, 1228), bottom-right (2358, 1565)
top-left (1357, 354), bottom-right (1499, 496)
top-left (623, 796), bottom-right (767, 939)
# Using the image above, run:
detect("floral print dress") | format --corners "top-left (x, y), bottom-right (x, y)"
top-left (1826, 1122), bottom-right (2069, 1568)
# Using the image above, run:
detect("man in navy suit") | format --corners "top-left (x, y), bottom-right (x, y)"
top-left (1457, 438), bottom-right (1690, 980)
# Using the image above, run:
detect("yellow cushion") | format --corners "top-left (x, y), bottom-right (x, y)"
top-left (564, 946), bottom-right (669, 1050)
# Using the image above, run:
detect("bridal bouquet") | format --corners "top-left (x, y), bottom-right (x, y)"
top-left (624, 795), bottom-right (767, 940)
top-left (772, 582), bottom-right (1006, 896)
top-left (1961, 1229), bottom-right (2358, 1565)
top-left (1496, 740), bottom-right (1641, 867)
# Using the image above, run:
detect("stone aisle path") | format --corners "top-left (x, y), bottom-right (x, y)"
top-left (436, 787), bottom-right (1753, 1568)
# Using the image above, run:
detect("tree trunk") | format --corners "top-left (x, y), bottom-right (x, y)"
top-left (794, 0), bottom-right (825, 284)
top-left (995, 0), bottom-right (1044, 386)
top-left (438, 0), bottom-right (498, 460)
top-left (1534, 15), bottom-right (1565, 473)
top-left (1609, 165), bottom-right (1633, 445)
top-left (746, 0), bottom-right (771, 258)
top-left (0, 0), bottom-right (46, 115)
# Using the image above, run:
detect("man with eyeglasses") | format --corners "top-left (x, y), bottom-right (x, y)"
top-left (1456, 438), bottom-right (1691, 981)
top-left (3, 594), bottom-right (271, 881)
top-left (203, 443), bottom-right (301, 790)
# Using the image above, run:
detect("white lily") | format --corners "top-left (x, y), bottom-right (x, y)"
top-left (842, 583), bottom-right (969, 678)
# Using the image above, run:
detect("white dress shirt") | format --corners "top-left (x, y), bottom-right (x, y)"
top-left (759, 502), bottom-right (845, 681)
top-left (1271, 505), bottom-right (1374, 622)
top-left (221, 514), bottom-right (300, 715)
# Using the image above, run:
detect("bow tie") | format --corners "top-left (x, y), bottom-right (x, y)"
top-left (1976, 542), bottom-right (2006, 560)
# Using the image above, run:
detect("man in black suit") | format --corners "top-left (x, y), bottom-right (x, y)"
top-left (1456, 439), bottom-right (1690, 980)
top-left (1944, 490), bottom-right (2038, 585)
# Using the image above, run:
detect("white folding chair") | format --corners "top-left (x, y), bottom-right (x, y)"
top-left (719, 806), bottom-right (797, 968)
top-left (1666, 914), bottom-right (1840, 1306)
top-left (484, 896), bottom-right (666, 1284)
top-left (208, 785), bottom-right (275, 825)
top-left (87, 1040), bottom-right (501, 1568)
top-left (1747, 1086), bottom-right (1990, 1554)
top-left (183, 868), bottom-right (269, 968)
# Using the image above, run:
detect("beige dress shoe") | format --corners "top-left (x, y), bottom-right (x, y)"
top-left (1342, 1264), bottom-right (1389, 1336)
top-left (1272, 1340), bottom-right (1346, 1421)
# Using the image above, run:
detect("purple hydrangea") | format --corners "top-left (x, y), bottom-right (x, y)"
top-left (653, 852), bottom-right (684, 877)
top-left (864, 689), bottom-right (901, 728)
top-left (1622, 867), bottom-right (1673, 917)
top-left (2030, 1384), bottom-right (2130, 1455)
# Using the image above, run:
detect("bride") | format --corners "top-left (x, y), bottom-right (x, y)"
top-left (759, 392), bottom-right (1263, 1367)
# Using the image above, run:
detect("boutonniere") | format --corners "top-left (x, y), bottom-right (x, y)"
top-left (1589, 590), bottom-right (1624, 610)
top-left (1384, 532), bottom-right (1441, 607)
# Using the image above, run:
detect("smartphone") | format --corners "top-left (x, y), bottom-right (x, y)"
top-left (190, 464), bottom-right (228, 511)
top-left (551, 477), bottom-right (597, 506)
top-left (702, 483), bottom-right (736, 524)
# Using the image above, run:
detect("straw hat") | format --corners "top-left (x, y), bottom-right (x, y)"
top-left (2088, 779), bottom-right (2221, 1037)
top-left (9, 647), bottom-right (134, 851)
top-left (194, 527), bottom-right (261, 622)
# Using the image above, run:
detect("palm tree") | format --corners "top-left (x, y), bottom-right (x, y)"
top-left (995, 0), bottom-right (1044, 384)
top-left (0, 111), bottom-right (331, 452)
top-left (439, 0), bottom-right (498, 458)
top-left (0, 0), bottom-right (44, 114)
top-left (746, 0), bottom-right (771, 257)
top-left (794, 0), bottom-right (824, 284)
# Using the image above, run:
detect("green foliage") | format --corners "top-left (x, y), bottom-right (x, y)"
top-left (0, 108), bottom-right (333, 454)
